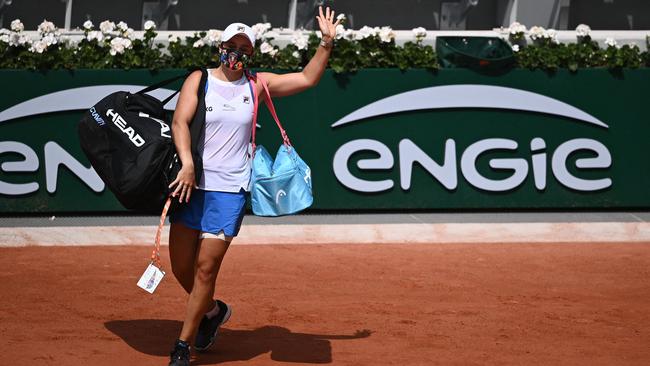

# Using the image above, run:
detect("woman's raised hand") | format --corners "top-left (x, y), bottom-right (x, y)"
top-left (316, 6), bottom-right (341, 42)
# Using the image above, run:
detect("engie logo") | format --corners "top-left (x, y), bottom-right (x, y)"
top-left (331, 85), bottom-right (612, 193)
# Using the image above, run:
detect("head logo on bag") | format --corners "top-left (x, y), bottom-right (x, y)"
top-left (106, 108), bottom-right (146, 147)
top-left (275, 189), bottom-right (287, 204)
top-left (139, 112), bottom-right (171, 138)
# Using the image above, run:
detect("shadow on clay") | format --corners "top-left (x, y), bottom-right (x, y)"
top-left (105, 319), bottom-right (372, 364)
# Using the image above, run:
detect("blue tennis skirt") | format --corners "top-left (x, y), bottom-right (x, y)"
top-left (170, 188), bottom-right (248, 237)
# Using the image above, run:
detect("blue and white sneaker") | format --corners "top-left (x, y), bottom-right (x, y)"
top-left (194, 300), bottom-right (232, 352)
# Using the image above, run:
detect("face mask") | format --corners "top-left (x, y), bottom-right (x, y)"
top-left (219, 47), bottom-right (250, 71)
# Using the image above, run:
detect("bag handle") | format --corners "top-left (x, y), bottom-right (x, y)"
top-left (136, 72), bottom-right (189, 95)
top-left (137, 71), bottom-right (192, 107)
top-left (246, 72), bottom-right (292, 156)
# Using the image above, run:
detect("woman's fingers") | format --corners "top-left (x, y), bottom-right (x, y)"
top-left (316, 15), bottom-right (325, 31)
top-left (168, 177), bottom-right (179, 189)
top-left (318, 5), bottom-right (324, 19)
top-left (178, 184), bottom-right (187, 202)
top-left (326, 7), bottom-right (331, 20)
top-left (172, 182), bottom-right (183, 197)
top-left (185, 187), bottom-right (192, 203)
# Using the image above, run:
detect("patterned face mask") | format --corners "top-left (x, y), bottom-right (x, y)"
top-left (219, 47), bottom-right (250, 71)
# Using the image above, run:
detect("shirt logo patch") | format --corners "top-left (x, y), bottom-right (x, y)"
top-left (243, 96), bottom-right (250, 104)
top-left (222, 103), bottom-right (236, 112)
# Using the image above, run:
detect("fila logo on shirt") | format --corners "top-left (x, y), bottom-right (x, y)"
top-left (243, 96), bottom-right (250, 104)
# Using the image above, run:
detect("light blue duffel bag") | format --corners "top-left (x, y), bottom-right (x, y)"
top-left (247, 73), bottom-right (313, 216)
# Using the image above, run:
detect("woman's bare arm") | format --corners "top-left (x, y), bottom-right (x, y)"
top-left (258, 6), bottom-right (341, 98)
top-left (169, 70), bottom-right (201, 202)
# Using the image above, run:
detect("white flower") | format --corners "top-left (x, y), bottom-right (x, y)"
top-left (412, 27), bottom-right (427, 39)
top-left (144, 20), bottom-right (156, 31)
top-left (204, 29), bottom-right (221, 45)
top-left (378, 26), bottom-right (395, 43)
top-left (168, 34), bottom-right (180, 43)
top-left (42, 33), bottom-right (58, 46)
top-left (334, 24), bottom-right (347, 40)
top-left (259, 41), bottom-right (275, 55)
top-left (575, 24), bottom-right (591, 37)
top-left (0, 33), bottom-right (10, 43)
top-left (30, 40), bottom-right (47, 53)
top-left (37, 20), bottom-right (56, 35)
top-left (343, 28), bottom-right (355, 40)
top-left (193, 39), bottom-right (205, 48)
top-left (512, 44), bottom-right (520, 52)
top-left (544, 28), bottom-right (558, 42)
top-left (605, 37), bottom-right (617, 47)
top-left (251, 22), bottom-right (271, 39)
top-left (9, 32), bottom-right (29, 47)
top-left (100, 20), bottom-right (115, 34)
top-left (508, 21), bottom-right (526, 35)
top-left (291, 31), bottom-right (309, 50)
top-left (528, 26), bottom-right (545, 40)
top-left (86, 30), bottom-right (104, 42)
top-left (116, 21), bottom-right (128, 32)
top-left (11, 19), bottom-right (24, 32)
top-left (124, 28), bottom-right (135, 40)
top-left (83, 20), bottom-right (94, 30)
top-left (109, 37), bottom-right (132, 55)
top-left (336, 13), bottom-right (346, 21)
top-left (292, 50), bottom-right (301, 58)
top-left (356, 25), bottom-right (376, 40)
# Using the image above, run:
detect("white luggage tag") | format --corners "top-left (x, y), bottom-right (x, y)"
top-left (137, 262), bottom-right (165, 293)
top-left (137, 197), bottom-right (171, 294)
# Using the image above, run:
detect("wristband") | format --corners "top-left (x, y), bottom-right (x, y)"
top-left (319, 39), bottom-right (333, 49)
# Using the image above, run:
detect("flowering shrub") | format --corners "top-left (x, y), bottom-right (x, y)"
top-left (0, 18), bottom-right (648, 72)
top-left (507, 22), bottom-right (648, 71)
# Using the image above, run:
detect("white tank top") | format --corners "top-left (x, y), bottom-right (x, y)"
top-left (197, 69), bottom-right (254, 192)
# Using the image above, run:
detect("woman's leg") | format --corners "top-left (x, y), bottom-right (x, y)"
top-left (169, 222), bottom-right (200, 294)
top-left (178, 237), bottom-right (231, 342)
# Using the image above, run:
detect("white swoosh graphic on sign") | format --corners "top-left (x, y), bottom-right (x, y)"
top-left (331, 84), bottom-right (608, 129)
top-left (0, 85), bottom-right (180, 124)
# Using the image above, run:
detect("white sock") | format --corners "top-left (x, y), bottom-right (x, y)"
top-left (205, 301), bottom-right (221, 319)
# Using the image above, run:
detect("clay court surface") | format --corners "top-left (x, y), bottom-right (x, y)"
top-left (1, 243), bottom-right (650, 365)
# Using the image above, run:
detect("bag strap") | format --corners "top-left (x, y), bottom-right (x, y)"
top-left (150, 196), bottom-right (172, 269)
top-left (258, 74), bottom-right (292, 146)
top-left (246, 72), bottom-right (292, 157)
top-left (245, 71), bottom-right (260, 155)
top-left (137, 71), bottom-right (192, 107)
top-left (137, 72), bottom-right (189, 95)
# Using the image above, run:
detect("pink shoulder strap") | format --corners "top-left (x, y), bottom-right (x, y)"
top-left (246, 72), bottom-right (292, 156)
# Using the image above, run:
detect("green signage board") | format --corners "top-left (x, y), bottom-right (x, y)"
top-left (0, 68), bottom-right (649, 212)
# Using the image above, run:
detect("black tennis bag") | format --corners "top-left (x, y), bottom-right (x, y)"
top-left (78, 74), bottom-right (188, 213)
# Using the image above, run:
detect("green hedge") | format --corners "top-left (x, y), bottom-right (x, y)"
top-left (1, 20), bottom-right (649, 72)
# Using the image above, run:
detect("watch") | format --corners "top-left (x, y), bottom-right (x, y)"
top-left (319, 38), bottom-right (333, 49)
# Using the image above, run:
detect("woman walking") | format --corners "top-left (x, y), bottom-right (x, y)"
top-left (166, 6), bottom-right (341, 366)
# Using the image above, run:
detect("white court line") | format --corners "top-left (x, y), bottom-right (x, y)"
top-left (1, 222), bottom-right (650, 247)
